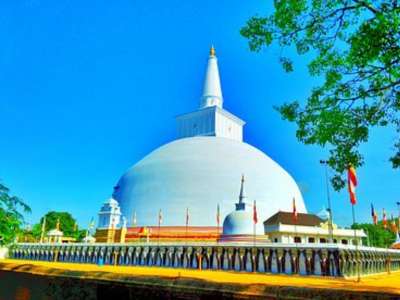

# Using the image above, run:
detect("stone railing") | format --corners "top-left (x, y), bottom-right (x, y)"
top-left (8, 243), bottom-right (400, 277)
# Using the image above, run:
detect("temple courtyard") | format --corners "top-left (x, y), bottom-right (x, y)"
top-left (1, 259), bottom-right (399, 299)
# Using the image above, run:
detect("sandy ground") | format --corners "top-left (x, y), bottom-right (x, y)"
top-left (2, 259), bottom-right (400, 295)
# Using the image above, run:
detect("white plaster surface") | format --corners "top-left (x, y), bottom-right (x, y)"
top-left (114, 137), bottom-right (306, 228)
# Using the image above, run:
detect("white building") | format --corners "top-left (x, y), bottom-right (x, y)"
top-left (264, 211), bottom-right (367, 245)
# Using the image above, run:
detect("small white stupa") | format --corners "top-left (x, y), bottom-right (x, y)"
top-left (222, 175), bottom-right (253, 235)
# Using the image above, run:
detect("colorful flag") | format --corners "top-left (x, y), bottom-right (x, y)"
top-left (293, 198), bottom-right (298, 223)
top-left (398, 218), bottom-right (400, 232)
top-left (159, 209), bottom-right (162, 226)
top-left (26, 221), bottom-right (31, 233)
top-left (383, 209), bottom-right (388, 229)
top-left (186, 207), bottom-right (189, 226)
top-left (371, 203), bottom-right (378, 225)
top-left (90, 217), bottom-right (94, 231)
top-left (56, 218), bottom-right (60, 230)
top-left (217, 204), bottom-right (220, 225)
top-left (253, 200), bottom-right (258, 224)
top-left (391, 213), bottom-right (397, 233)
top-left (133, 212), bottom-right (137, 227)
top-left (348, 165), bottom-right (357, 205)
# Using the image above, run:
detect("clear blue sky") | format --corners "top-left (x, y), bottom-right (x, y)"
top-left (1, 1), bottom-right (399, 229)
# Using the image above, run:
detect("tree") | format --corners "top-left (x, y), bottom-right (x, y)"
top-left (0, 182), bottom-right (31, 245)
top-left (241, 0), bottom-right (400, 189)
top-left (39, 211), bottom-right (79, 238)
top-left (352, 221), bottom-right (397, 248)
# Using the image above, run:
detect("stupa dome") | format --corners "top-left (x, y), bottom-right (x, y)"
top-left (223, 211), bottom-right (254, 235)
top-left (113, 136), bottom-right (306, 228)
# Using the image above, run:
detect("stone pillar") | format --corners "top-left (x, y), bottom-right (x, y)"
top-left (54, 251), bottom-right (59, 262)
top-left (114, 252), bottom-right (119, 266)
top-left (197, 254), bottom-right (203, 270)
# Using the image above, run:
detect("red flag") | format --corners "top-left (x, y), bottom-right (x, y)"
top-left (186, 207), bottom-right (189, 226)
top-left (293, 198), bottom-right (298, 223)
top-left (383, 209), bottom-right (388, 229)
top-left (391, 213), bottom-right (397, 232)
top-left (398, 218), bottom-right (400, 232)
top-left (253, 200), bottom-right (258, 224)
top-left (159, 209), bottom-right (162, 226)
top-left (348, 165), bottom-right (357, 205)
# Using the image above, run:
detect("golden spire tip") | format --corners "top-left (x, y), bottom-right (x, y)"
top-left (210, 45), bottom-right (215, 57)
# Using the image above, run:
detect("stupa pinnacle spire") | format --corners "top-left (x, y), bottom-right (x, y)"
top-left (199, 46), bottom-right (223, 109)
top-left (236, 174), bottom-right (249, 211)
top-left (210, 45), bottom-right (215, 56)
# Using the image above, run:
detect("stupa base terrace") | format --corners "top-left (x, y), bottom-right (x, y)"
top-left (8, 243), bottom-right (400, 278)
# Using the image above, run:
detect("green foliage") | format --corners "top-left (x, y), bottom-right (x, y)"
top-left (352, 221), bottom-right (398, 248)
top-left (0, 182), bottom-right (31, 245)
top-left (40, 211), bottom-right (80, 238)
top-left (241, 0), bottom-right (400, 189)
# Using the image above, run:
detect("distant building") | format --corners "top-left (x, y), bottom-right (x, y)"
top-left (264, 211), bottom-right (366, 245)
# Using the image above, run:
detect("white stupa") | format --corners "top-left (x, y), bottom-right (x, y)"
top-left (112, 46), bottom-right (307, 228)
top-left (223, 175), bottom-right (254, 235)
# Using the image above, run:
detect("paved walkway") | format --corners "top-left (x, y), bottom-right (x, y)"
top-left (2, 259), bottom-right (400, 295)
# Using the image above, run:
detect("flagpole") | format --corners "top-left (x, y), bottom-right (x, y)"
top-left (253, 200), bottom-right (257, 247)
top-left (158, 222), bottom-right (160, 246)
top-left (40, 217), bottom-right (46, 244)
top-left (351, 204), bottom-right (360, 282)
top-left (185, 223), bottom-right (188, 246)
top-left (254, 221), bottom-right (256, 247)
top-left (217, 222), bottom-right (219, 247)
top-left (216, 204), bottom-right (220, 247)
top-left (185, 207), bottom-right (188, 247)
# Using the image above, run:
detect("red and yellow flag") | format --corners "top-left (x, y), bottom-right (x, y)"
top-left (391, 213), bottom-right (397, 233)
top-left (348, 165), bottom-right (358, 205)
top-left (293, 198), bottom-right (298, 223)
top-left (383, 209), bottom-right (388, 229)
top-left (253, 200), bottom-right (258, 224)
